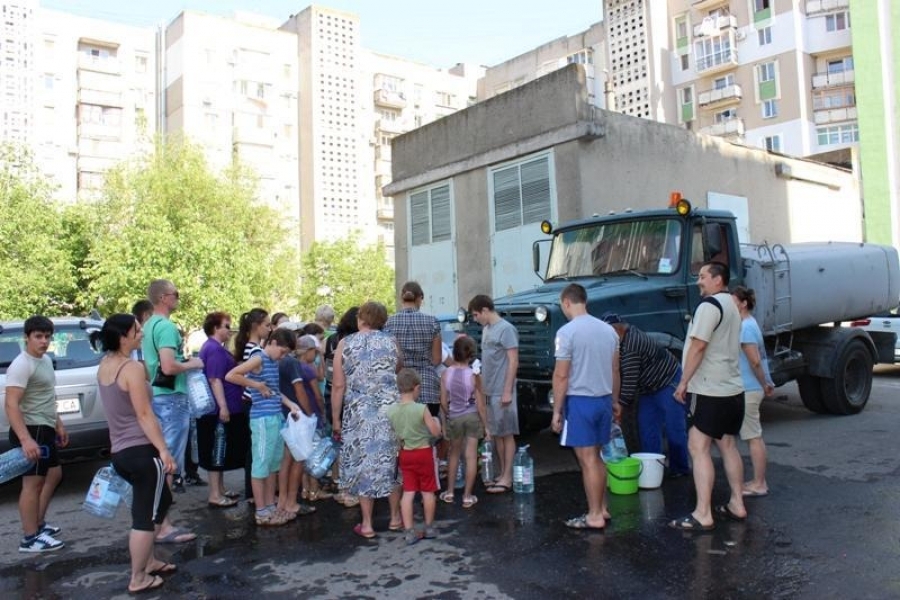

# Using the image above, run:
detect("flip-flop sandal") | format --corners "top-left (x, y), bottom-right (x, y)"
top-left (148, 562), bottom-right (177, 576)
top-left (462, 495), bottom-right (478, 509)
top-left (128, 575), bottom-right (164, 594)
top-left (224, 490), bottom-right (241, 499)
top-left (668, 515), bottom-right (715, 532)
top-left (208, 497), bottom-right (238, 508)
top-left (353, 524), bottom-right (377, 539)
top-left (388, 522), bottom-right (404, 532)
top-left (439, 491), bottom-right (455, 504)
top-left (564, 515), bottom-right (605, 530)
top-left (714, 504), bottom-right (747, 522)
top-left (155, 528), bottom-right (197, 544)
top-left (486, 484), bottom-right (512, 494)
top-left (742, 489), bottom-right (768, 498)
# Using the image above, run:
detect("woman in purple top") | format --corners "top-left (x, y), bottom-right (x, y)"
top-left (198, 312), bottom-right (250, 508)
top-left (92, 314), bottom-right (193, 595)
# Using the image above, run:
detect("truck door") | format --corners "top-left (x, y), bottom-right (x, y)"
top-left (686, 220), bottom-right (736, 316)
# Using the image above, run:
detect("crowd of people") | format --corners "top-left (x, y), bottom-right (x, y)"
top-left (4, 266), bottom-right (775, 592)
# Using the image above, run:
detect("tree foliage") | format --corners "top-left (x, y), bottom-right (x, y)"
top-left (0, 144), bottom-right (79, 318)
top-left (297, 234), bottom-right (395, 318)
top-left (83, 138), bottom-right (300, 329)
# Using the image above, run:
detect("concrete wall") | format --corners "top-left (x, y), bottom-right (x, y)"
top-left (388, 64), bottom-right (861, 308)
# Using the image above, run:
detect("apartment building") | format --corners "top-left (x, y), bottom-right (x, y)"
top-left (361, 51), bottom-right (481, 264)
top-left (34, 9), bottom-right (157, 201)
top-left (164, 11), bottom-right (299, 222)
top-left (1, 1), bottom-right (36, 148)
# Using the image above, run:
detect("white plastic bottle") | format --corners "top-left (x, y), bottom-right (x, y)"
top-left (513, 445), bottom-right (534, 494)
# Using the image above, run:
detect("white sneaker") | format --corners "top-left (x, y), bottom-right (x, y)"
top-left (40, 522), bottom-right (62, 536)
top-left (19, 532), bottom-right (65, 553)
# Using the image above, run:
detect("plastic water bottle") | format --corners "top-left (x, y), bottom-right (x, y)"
top-left (480, 440), bottom-right (495, 484)
top-left (513, 445), bottom-right (534, 494)
top-left (115, 468), bottom-right (134, 509)
top-left (0, 446), bottom-right (48, 484)
top-left (601, 423), bottom-right (628, 464)
top-left (306, 436), bottom-right (338, 479)
top-left (186, 370), bottom-right (215, 417)
top-left (212, 422), bottom-right (227, 468)
top-left (83, 466), bottom-right (122, 518)
top-left (454, 460), bottom-right (466, 489)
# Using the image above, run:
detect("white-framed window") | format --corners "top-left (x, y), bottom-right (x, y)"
top-left (827, 57), bottom-right (854, 73)
top-left (758, 62), bottom-right (776, 82)
top-left (825, 12), bottom-right (850, 32)
top-left (754, 0), bottom-right (770, 10)
top-left (762, 99), bottom-right (778, 118)
top-left (813, 90), bottom-right (856, 110)
top-left (680, 87), bottom-right (694, 123)
top-left (713, 74), bottom-right (735, 89)
top-left (566, 49), bottom-right (593, 65)
top-left (675, 17), bottom-right (688, 41)
top-left (695, 35), bottom-right (733, 71)
top-left (410, 183), bottom-right (452, 246)
top-left (757, 26), bottom-right (772, 45)
top-left (135, 55), bottom-right (147, 73)
top-left (762, 134), bottom-right (782, 152)
top-left (816, 123), bottom-right (859, 145)
top-left (715, 108), bottom-right (737, 123)
top-left (490, 154), bottom-right (552, 232)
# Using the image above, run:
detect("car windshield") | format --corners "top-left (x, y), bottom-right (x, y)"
top-left (545, 218), bottom-right (684, 279)
top-left (0, 324), bottom-right (104, 373)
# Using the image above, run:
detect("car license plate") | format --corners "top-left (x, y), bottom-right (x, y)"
top-left (56, 397), bottom-right (81, 414)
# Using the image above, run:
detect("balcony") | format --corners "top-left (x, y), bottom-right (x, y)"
top-left (812, 69), bottom-right (855, 89)
top-left (375, 118), bottom-right (405, 135)
top-left (693, 15), bottom-right (738, 37)
top-left (77, 122), bottom-right (121, 141)
top-left (698, 83), bottom-right (743, 107)
top-left (232, 126), bottom-right (274, 147)
top-left (695, 48), bottom-right (739, 75)
top-left (806, 0), bottom-right (849, 15)
top-left (699, 117), bottom-right (745, 137)
top-left (691, 0), bottom-right (729, 10)
top-left (374, 88), bottom-right (406, 109)
top-left (376, 202), bottom-right (394, 221)
top-left (77, 88), bottom-right (123, 108)
top-left (77, 55), bottom-right (121, 75)
top-left (814, 106), bottom-right (857, 124)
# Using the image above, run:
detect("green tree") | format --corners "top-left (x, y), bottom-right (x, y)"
top-left (0, 144), bottom-right (78, 318)
top-left (83, 138), bottom-right (300, 329)
top-left (297, 234), bottom-right (395, 318)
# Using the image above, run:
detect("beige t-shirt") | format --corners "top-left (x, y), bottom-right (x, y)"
top-left (683, 292), bottom-right (744, 397)
top-left (5, 351), bottom-right (57, 427)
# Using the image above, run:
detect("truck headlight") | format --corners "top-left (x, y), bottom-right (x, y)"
top-left (535, 306), bottom-right (548, 322)
top-left (456, 308), bottom-right (467, 323)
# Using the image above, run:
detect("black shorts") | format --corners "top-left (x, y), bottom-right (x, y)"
top-left (112, 444), bottom-right (172, 532)
top-left (9, 424), bottom-right (60, 476)
top-left (426, 403), bottom-right (441, 418)
top-left (196, 413), bottom-right (250, 472)
top-left (690, 392), bottom-right (745, 439)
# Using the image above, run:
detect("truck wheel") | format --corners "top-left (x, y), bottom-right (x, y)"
top-left (797, 375), bottom-right (828, 414)
top-left (820, 339), bottom-right (873, 415)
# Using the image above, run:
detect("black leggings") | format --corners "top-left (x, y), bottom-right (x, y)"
top-left (112, 444), bottom-right (172, 532)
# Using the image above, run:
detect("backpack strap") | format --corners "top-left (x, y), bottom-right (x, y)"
top-left (699, 296), bottom-right (724, 331)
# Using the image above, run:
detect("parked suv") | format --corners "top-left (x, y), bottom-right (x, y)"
top-left (0, 317), bottom-right (108, 460)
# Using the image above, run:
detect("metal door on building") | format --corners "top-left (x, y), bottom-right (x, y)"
top-left (488, 152), bottom-right (556, 298)
top-left (407, 182), bottom-right (458, 315)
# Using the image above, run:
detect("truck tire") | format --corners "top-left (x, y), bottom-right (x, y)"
top-left (820, 339), bottom-right (873, 415)
top-left (797, 375), bottom-right (828, 414)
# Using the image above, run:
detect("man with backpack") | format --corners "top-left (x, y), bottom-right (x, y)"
top-left (669, 261), bottom-right (747, 532)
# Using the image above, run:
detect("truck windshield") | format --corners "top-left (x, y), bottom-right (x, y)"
top-left (545, 218), bottom-right (683, 279)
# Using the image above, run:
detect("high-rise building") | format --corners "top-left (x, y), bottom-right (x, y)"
top-left (163, 11), bottom-right (299, 221)
top-left (1, 0), bottom-right (37, 148)
top-left (34, 9), bottom-right (157, 201)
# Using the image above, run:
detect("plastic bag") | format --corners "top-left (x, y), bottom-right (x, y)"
top-left (280, 412), bottom-right (318, 461)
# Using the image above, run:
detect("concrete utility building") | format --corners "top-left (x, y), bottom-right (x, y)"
top-left (386, 65), bottom-right (861, 315)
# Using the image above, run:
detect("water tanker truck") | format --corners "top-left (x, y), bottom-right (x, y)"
top-left (464, 198), bottom-right (900, 428)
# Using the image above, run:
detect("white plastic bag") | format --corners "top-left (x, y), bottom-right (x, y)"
top-left (280, 412), bottom-right (318, 461)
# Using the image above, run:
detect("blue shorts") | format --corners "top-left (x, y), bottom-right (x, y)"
top-left (249, 415), bottom-right (284, 478)
top-left (560, 395), bottom-right (613, 448)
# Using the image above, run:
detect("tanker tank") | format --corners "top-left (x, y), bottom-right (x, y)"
top-left (742, 242), bottom-right (900, 335)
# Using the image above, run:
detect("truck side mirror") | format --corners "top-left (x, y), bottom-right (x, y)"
top-left (532, 241), bottom-right (543, 280)
top-left (703, 223), bottom-right (723, 259)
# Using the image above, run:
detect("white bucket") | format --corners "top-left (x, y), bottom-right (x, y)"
top-left (631, 452), bottom-right (666, 489)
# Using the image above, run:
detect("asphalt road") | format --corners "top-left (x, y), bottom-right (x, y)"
top-left (1, 368), bottom-right (899, 599)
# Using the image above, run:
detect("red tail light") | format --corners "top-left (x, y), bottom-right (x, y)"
top-left (850, 319), bottom-right (871, 327)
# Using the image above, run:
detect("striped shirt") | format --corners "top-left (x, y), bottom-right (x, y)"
top-left (618, 325), bottom-right (679, 406)
top-left (247, 350), bottom-right (283, 419)
top-left (240, 342), bottom-right (260, 403)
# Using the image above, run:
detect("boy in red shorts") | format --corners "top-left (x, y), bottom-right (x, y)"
top-left (387, 368), bottom-right (442, 545)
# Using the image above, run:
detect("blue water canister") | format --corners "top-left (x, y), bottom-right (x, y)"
top-left (186, 370), bottom-right (216, 418)
top-left (513, 445), bottom-right (534, 494)
top-left (305, 436), bottom-right (338, 479)
top-left (212, 422), bottom-right (227, 467)
top-left (0, 446), bottom-right (49, 484)
top-left (83, 466), bottom-right (126, 518)
top-left (600, 422), bottom-right (628, 464)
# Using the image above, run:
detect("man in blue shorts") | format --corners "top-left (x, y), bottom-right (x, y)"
top-left (670, 261), bottom-right (747, 532)
top-left (550, 284), bottom-right (620, 530)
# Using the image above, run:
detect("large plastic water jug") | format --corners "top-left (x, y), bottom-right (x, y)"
top-left (0, 446), bottom-right (49, 484)
top-left (186, 370), bottom-right (215, 417)
top-left (83, 466), bottom-right (132, 518)
top-left (513, 445), bottom-right (534, 494)
top-left (600, 423), bottom-right (628, 464)
top-left (305, 436), bottom-right (338, 479)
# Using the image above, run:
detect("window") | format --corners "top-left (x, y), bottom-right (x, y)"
top-left (675, 17), bottom-right (688, 42)
top-left (256, 83), bottom-right (265, 99)
top-left (753, 0), bottom-right (771, 22)
top-left (754, 0), bottom-right (770, 10)
top-left (825, 12), bottom-right (849, 32)
top-left (680, 55), bottom-right (689, 71)
top-left (758, 62), bottom-right (775, 82)
top-left (827, 57), bottom-right (853, 73)
top-left (816, 123), bottom-right (859, 145)
top-left (436, 91), bottom-right (455, 107)
top-left (410, 183), bottom-right (451, 246)
top-left (762, 135), bottom-right (782, 152)
top-left (43, 73), bottom-right (53, 90)
top-left (491, 155), bottom-right (552, 232)
top-left (566, 49), bottom-right (593, 65)
top-left (680, 87), bottom-right (694, 122)
top-left (135, 55), bottom-right (147, 73)
top-left (757, 61), bottom-right (777, 101)
top-left (715, 108), bottom-right (737, 123)
top-left (757, 26), bottom-right (772, 46)
top-left (695, 35), bottom-right (733, 71)
top-left (713, 74), bottom-right (734, 89)
top-left (813, 90), bottom-right (856, 110)
top-left (762, 99), bottom-right (778, 118)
